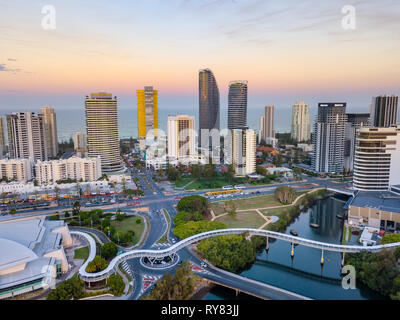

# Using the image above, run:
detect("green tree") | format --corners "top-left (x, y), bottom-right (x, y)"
top-left (9, 208), bottom-right (16, 215)
top-left (141, 261), bottom-right (195, 300)
top-left (46, 275), bottom-right (84, 300)
top-left (381, 233), bottom-right (400, 244)
top-left (256, 166), bottom-right (267, 176)
top-left (176, 195), bottom-right (209, 216)
top-left (173, 211), bottom-right (204, 226)
top-left (190, 164), bottom-right (202, 179)
top-left (274, 186), bottom-right (296, 204)
top-left (102, 242), bottom-right (118, 260)
top-left (173, 220), bottom-right (226, 239)
top-left (86, 255), bottom-right (108, 273)
top-left (107, 274), bottom-right (125, 296)
top-left (72, 201), bottom-right (81, 216)
top-left (224, 200), bottom-right (237, 216)
top-left (224, 165), bottom-right (235, 183)
top-left (197, 235), bottom-right (256, 273)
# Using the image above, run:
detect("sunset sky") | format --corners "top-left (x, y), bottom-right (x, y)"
top-left (1, 0), bottom-right (399, 113)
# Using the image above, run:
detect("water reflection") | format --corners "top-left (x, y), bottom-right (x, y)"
top-left (204, 196), bottom-right (384, 300)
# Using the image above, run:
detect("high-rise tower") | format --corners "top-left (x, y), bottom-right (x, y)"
top-left (312, 103), bottom-right (347, 173)
top-left (137, 86), bottom-right (158, 153)
top-left (40, 105), bottom-right (58, 158)
top-left (228, 81), bottom-right (248, 130)
top-left (6, 112), bottom-right (47, 161)
top-left (291, 101), bottom-right (310, 142)
top-left (263, 105), bottom-right (275, 140)
top-left (199, 69), bottom-right (220, 146)
top-left (85, 93), bottom-right (122, 172)
top-left (370, 95), bottom-right (398, 128)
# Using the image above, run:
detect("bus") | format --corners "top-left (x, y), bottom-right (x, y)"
top-left (205, 189), bottom-right (242, 197)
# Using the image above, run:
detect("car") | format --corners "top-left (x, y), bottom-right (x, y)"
top-left (201, 262), bottom-right (207, 268)
top-left (222, 185), bottom-right (233, 190)
top-left (234, 185), bottom-right (245, 189)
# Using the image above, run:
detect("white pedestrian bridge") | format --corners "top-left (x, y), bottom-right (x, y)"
top-left (71, 229), bottom-right (400, 283)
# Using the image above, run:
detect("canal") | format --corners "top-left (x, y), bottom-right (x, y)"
top-left (203, 195), bottom-right (384, 300)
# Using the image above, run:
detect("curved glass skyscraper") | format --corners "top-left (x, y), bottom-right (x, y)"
top-left (199, 69), bottom-right (220, 146)
top-left (228, 80), bottom-right (248, 129)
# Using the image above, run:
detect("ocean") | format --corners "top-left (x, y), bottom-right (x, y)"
top-left (53, 106), bottom-right (295, 142)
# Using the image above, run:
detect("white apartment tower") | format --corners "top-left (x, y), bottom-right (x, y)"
top-left (85, 93), bottom-right (122, 172)
top-left (0, 158), bottom-right (33, 182)
top-left (167, 115), bottom-right (197, 162)
top-left (35, 156), bottom-right (102, 185)
top-left (6, 112), bottom-right (48, 161)
top-left (353, 125), bottom-right (400, 191)
top-left (73, 131), bottom-right (88, 158)
top-left (231, 129), bottom-right (256, 176)
top-left (291, 101), bottom-right (310, 142)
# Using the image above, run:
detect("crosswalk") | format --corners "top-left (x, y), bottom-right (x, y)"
top-left (121, 261), bottom-right (134, 278)
top-left (151, 243), bottom-right (170, 249)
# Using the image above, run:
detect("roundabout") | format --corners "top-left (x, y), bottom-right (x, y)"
top-left (140, 252), bottom-right (180, 270)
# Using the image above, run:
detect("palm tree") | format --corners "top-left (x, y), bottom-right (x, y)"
top-left (54, 186), bottom-right (60, 206)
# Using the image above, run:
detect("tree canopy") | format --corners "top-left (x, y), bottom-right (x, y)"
top-left (141, 261), bottom-right (196, 300)
top-left (274, 186), bottom-right (296, 204)
top-left (176, 195), bottom-right (209, 216)
top-left (197, 234), bottom-right (257, 273)
top-left (86, 255), bottom-right (108, 273)
top-left (173, 220), bottom-right (226, 239)
top-left (102, 242), bottom-right (118, 260)
top-left (381, 233), bottom-right (400, 245)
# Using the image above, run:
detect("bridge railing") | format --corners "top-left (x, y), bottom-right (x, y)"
top-left (72, 228), bottom-right (400, 282)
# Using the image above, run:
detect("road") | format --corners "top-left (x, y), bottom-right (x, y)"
top-left (0, 165), bottom-right (351, 300)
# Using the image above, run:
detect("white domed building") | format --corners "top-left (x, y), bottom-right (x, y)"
top-left (0, 218), bottom-right (72, 299)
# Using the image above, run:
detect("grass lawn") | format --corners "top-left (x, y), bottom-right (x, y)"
top-left (156, 209), bottom-right (171, 244)
top-left (187, 177), bottom-right (232, 190)
top-left (259, 207), bottom-right (288, 217)
top-left (175, 177), bottom-right (195, 188)
top-left (74, 246), bottom-right (89, 260)
top-left (215, 210), bottom-right (266, 229)
top-left (211, 191), bottom-right (309, 216)
top-left (211, 194), bottom-right (282, 212)
top-left (111, 216), bottom-right (145, 246)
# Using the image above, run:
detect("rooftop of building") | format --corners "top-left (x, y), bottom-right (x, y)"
top-left (0, 218), bottom-right (65, 290)
top-left (350, 191), bottom-right (400, 214)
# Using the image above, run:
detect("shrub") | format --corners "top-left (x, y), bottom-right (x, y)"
top-left (86, 255), bottom-right (108, 273)
top-left (107, 274), bottom-right (125, 296)
top-left (381, 234), bottom-right (400, 245)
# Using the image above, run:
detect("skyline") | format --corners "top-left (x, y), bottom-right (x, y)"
top-left (1, 0), bottom-right (400, 112)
